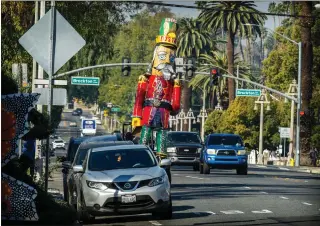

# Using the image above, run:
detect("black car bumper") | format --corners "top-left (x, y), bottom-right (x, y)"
top-left (167, 153), bottom-right (200, 166)
top-left (86, 199), bottom-right (170, 216)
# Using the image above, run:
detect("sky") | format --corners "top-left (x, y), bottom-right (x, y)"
top-left (163, 0), bottom-right (283, 30)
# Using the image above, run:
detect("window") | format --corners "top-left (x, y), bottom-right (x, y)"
top-left (68, 143), bottom-right (81, 162)
top-left (88, 148), bottom-right (157, 171)
top-left (208, 136), bottom-right (243, 146)
top-left (74, 148), bottom-right (89, 165)
top-left (167, 133), bottom-right (201, 143)
top-left (54, 140), bottom-right (64, 143)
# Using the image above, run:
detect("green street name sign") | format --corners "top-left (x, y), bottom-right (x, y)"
top-left (236, 89), bottom-right (261, 97)
top-left (111, 107), bottom-right (120, 112)
top-left (71, 77), bottom-right (100, 86)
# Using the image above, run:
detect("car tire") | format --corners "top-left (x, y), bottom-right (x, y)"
top-left (203, 162), bottom-right (210, 174)
top-left (193, 164), bottom-right (199, 171)
top-left (152, 197), bottom-right (172, 219)
top-left (199, 163), bottom-right (204, 174)
top-left (77, 192), bottom-right (95, 224)
top-left (236, 166), bottom-right (248, 175)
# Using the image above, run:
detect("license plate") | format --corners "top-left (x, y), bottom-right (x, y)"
top-left (121, 195), bottom-right (136, 203)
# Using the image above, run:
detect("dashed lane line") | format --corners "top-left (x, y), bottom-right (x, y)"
top-left (244, 186), bottom-right (251, 189)
top-left (279, 167), bottom-right (290, 171)
top-left (186, 176), bottom-right (203, 179)
top-left (149, 221), bottom-right (162, 226)
top-left (205, 211), bottom-right (216, 215)
top-left (220, 210), bottom-right (244, 214)
top-left (280, 196), bottom-right (289, 200)
top-left (302, 202), bottom-right (313, 206)
top-left (260, 191), bottom-right (268, 194)
top-left (173, 174), bottom-right (181, 176)
top-left (252, 209), bottom-right (273, 214)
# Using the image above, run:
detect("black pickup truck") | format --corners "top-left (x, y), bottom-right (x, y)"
top-left (166, 131), bottom-right (203, 171)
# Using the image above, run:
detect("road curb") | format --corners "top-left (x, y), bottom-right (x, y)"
top-left (251, 164), bottom-right (320, 175)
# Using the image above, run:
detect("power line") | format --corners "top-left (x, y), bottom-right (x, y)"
top-left (135, 1), bottom-right (316, 19)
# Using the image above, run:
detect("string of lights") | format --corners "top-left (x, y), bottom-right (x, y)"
top-left (134, 1), bottom-right (317, 19)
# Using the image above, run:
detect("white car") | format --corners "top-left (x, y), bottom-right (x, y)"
top-left (52, 139), bottom-right (65, 150)
top-left (73, 145), bottom-right (172, 223)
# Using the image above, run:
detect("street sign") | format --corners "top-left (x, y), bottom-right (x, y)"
top-left (71, 77), bottom-right (100, 86)
top-left (279, 127), bottom-right (290, 138)
top-left (18, 9), bottom-right (85, 75)
top-left (34, 88), bottom-right (67, 106)
top-left (111, 107), bottom-right (120, 113)
top-left (175, 58), bottom-right (184, 73)
top-left (21, 63), bottom-right (28, 87)
top-left (236, 89), bottom-right (261, 97)
top-left (107, 103), bottom-right (113, 108)
top-left (34, 79), bottom-right (67, 86)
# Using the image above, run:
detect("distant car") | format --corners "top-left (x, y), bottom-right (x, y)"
top-left (199, 133), bottom-right (248, 175)
top-left (76, 108), bottom-right (83, 115)
top-left (52, 139), bottom-right (65, 150)
top-left (72, 110), bottom-right (80, 116)
top-left (74, 145), bottom-right (172, 223)
top-left (69, 122), bottom-right (77, 127)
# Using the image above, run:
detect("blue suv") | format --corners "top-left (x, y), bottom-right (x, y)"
top-left (199, 133), bottom-right (248, 175)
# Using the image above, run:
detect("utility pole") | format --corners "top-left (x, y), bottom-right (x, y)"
top-left (37, 0), bottom-right (46, 102)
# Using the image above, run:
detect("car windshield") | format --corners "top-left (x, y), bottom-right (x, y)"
top-left (75, 148), bottom-right (89, 165)
top-left (208, 136), bottom-right (243, 146)
top-left (167, 133), bottom-right (201, 143)
top-left (88, 148), bottom-right (157, 171)
top-left (55, 140), bottom-right (64, 143)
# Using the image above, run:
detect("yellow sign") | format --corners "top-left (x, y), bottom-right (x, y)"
top-left (104, 113), bottom-right (108, 117)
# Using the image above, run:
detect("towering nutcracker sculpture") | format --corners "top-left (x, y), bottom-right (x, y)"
top-left (132, 18), bottom-right (181, 155)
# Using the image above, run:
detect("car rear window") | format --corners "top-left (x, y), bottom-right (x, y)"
top-left (167, 133), bottom-right (201, 143)
top-left (208, 136), bottom-right (243, 146)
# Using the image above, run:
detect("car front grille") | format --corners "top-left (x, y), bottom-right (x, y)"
top-left (111, 179), bottom-right (152, 191)
top-left (216, 150), bottom-right (236, 156)
top-left (103, 195), bottom-right (154, 209)
top-left (176, 148), bottom-right (198, 156)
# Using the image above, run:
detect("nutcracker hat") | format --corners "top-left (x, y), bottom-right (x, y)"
top-left (156, 18), bottom-right (178, 49)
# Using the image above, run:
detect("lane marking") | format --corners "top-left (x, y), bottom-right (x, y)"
top-left (220, 210), bottom-right (244, 214)
top-left (149, 221), bottom-right (162, 226)
top-left (244, 186), bottom-right (251, 189)
top-left (205, 211), bottom-right (216, 215)
top-left (173, 174), bottom-right (180, 176)
top-left (304, 180), bottom-right (308, 183)
top-left (302, 202), bottom-right (312, 206)
top-left (260, 191), bottom-right (268, 194)
top-left (256, 165), bottom-right (267, 168)
top-left (279, 167), bottom-right (290, 171)
top-left (186, 176), bottom-right (203, 179)
top-left (280, 196), bottom-right (289, 200)
top-left (252, 209), bottom-right (273, 214)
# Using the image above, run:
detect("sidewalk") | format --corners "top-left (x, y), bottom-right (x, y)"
top-left (250, 164), bottom-right (320, 175)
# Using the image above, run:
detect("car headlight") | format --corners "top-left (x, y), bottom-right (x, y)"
top-left (148, 175), bottom-right (165, 187)
top-left (237, 150), bottom-right (246, 155)
top-left (167, 147), bottom-right (176, 153)
top-left (207, 149), bottom-right (216, 155)
top-left (86, 181), bottom-right (109, 190)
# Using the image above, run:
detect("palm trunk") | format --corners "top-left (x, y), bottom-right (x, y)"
top-left (181, 80), bottom-right (191, 131)
top-left (299, 1), bottom-right (314, 166)
top-left (226, 31), bottom-right (235, 105)
top-left (239, 38), bottom-right (245, 61)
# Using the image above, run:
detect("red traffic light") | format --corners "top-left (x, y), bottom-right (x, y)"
top-left (300, 111), bottom-right (305, 116)
top-left (211, 69), bottom-right (217, 74)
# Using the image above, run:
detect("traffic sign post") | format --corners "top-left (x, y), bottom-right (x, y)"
top-left (279, 127), bottom-right (290, 138)
top-left (111, 107), bottom-right (120, 113)
top-left (236, 89), bottom-right (261, 97)
top-left (71, 77), bottom-right (100, 86)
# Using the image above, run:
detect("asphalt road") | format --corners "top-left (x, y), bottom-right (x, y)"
top-left (48, 110), bottom-right (320, 226)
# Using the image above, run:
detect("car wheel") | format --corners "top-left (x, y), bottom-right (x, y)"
top-left (77, 192), bottom-right (95, 224)
top-left (236, 166), bottom-right (248, 175)
top-left (152, 197), bottom-right (172, 219)
top-left (203, 162), bottom-right (210, 174)
top-left (199, 162), bottom-right (203, 174)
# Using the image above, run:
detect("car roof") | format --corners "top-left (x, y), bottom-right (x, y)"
top-left (87, 134), bottom-right (123, 142)
top-left (208, 133), bottom-right (240, 137)
top-left (91, 144), bottom-right (147, 152)
top-left (70, 136), bottom-right (90, 144)
top-left (167, 131), bottom-right (198, 134)
top-left (79, 141), bottom-right (133, 149)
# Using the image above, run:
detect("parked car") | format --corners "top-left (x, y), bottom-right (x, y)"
top-left (63, 140), bottom-right (134, 205)
top-left (69, 121), bottom-right (77, 127)
top-left (62, 134), bottom-right (124, 202)
top-left (199, 133), bottom-right (248, 175)
top-left (76, 108), bottom-right (83, 115)
top-left (166, 131), bottom-right (203, 171)
top-left (52, 139), bottom-right (65, 150)
top-left (73, 145), bottom-right (172, 222)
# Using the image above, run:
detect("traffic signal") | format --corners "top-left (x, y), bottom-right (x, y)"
top-left (186, 57), bottom-right (196, 79)
top-left (122, 57), bottom-right (131, 76)
top-left (210, 67), bottom-right (219, 86)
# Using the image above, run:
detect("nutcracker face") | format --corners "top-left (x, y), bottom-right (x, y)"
top-left (151, 45), bottom-right (176, 80)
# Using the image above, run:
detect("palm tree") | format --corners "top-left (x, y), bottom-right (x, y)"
top-left (176, 17), bottom-right (214, 130)
top-left (198, 1), bottom-right (266, 105)
top-left (189, 50), bottom-right (251, 109)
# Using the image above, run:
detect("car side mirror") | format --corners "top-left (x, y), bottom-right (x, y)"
top-left (160, 159), bottom-right (171, 167)
top-left (73, 165), bottom-right (84, 173)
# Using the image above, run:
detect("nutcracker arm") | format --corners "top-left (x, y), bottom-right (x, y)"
top-left (171, 79), bottom-right (181, 114)
top-left (132, 75), bottom-right (148, 125)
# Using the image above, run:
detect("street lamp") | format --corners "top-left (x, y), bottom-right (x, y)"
top-left (244, 23), bottom-right (302, 167)
top-left (286, 79), bottom-right (298, 165)
top-left (254, 89), bottom-right (271, 165)
top-left (177, 110), bottom-right (187, 131)
top-left (185, 108), bottom-right (196, 132)
top-left (197, 108), bottom-right (208, 140)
